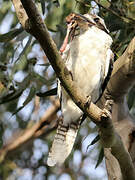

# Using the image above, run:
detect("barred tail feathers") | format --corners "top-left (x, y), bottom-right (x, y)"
top-left (47, 122), bottom-right (79, 166)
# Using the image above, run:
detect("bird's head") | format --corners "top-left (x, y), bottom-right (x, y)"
top-left (66, 13), bottom-right (109, 39)
top-left (60, 13), bottom-right (109, 53)
top-left (84, 13), bottom-right (109, 34)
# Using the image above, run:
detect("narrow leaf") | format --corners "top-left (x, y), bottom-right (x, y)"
top-left (0, 28), bottom-right (24, 42)
top-left (23, 86), bottom-right (36, 106)
top-left (12, 86), bottom-right (36, 115)
top-left (36, 88), bottom-right (57, 97)
top-left (95, 148), bottom-right (104, 168)
top-left (0, 90), bottom-right (23, 104)
top-left (37, 63), bottom-right (50, 66)
top-left (12, 106), bottom-right (24, 116)
top-left (86, 135), bottom-right (100, 152)
top-left (0, 75), bottom-right (31, 104)
top-left (90, 135), bottom-right (100, 145)
top-left (15, 35), bottom-right (32, 63)
top-left (40, 0), bottom-right (45, 15)
top-left (33, 72), bottom-right (48, 84)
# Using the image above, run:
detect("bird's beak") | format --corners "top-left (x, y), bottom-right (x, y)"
top-left (97, 23), bottom-right (109, 34)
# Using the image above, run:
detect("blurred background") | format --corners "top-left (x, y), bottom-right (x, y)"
top-left (0, 0), bottom-right (135, 179)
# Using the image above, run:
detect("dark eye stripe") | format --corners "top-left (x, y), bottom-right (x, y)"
top-left (94, 18), bottom-right (100, 23)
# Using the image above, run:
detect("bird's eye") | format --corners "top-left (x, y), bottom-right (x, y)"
top-left (66, 21), bottom-right (70, 24)
top-left (94, 18), bottom-right (99, 23)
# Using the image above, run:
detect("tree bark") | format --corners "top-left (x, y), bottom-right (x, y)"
top-left (99, 37), bottom-right (135, 180)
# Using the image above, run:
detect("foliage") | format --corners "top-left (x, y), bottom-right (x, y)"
top-left (0, 0), bottom-right (134, 179)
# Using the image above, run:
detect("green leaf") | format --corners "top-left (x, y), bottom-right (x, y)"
top-left (37, 63), bottom-right (50, 67)
top-left (95, 148), bottom-right (104, 168)
top-left (45, 0), bottom-right (72, 31)
top-left (33, 72), bottom-right (48, 84)
top-left (86, 135), bottom-right (100, 152)
top-left (0, 90), bottom-right (22, 104)
top-left (12, 106), bottom-right (24, 116)
top-left (99, 0), bottom-right (110, 8)
top-left (0, 28), bottom-right (24, 42)
top-left (0, 75), bottom-right (31, 104)
top-left (23, 86), bottom-right (36, 106)
top-left (15, 31), bottom-right (30, 42)
top-left (36, 87), bottom-right (57, 97)
top-left (12, 85), bottom-right (36, 115)
top-left (90, 135), bottom-right (100, 145)
top-left (15, 35), bottom-right (32, 63)
top-left (40, 0), bottom-right (45, 15)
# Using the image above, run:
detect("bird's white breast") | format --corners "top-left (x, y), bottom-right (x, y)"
top-left (66, 26), bottom-right (112, 102)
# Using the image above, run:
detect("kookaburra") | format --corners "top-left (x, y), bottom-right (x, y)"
top-left (47, 13), bottom-right (113, 166)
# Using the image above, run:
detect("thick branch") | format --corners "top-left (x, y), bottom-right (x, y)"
top-left (100, 37), bottom-right (135, 180)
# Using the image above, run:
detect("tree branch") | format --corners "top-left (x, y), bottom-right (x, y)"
top-left (99, 37), bottom-right (135, 179)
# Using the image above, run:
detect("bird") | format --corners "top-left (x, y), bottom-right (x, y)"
top-left (47, 12), bottom-right (113, 166)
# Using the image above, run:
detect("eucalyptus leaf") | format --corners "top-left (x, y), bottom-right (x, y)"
top-left (95, 148), bottom-right (104, 168)
top-left (0, 90), bottom-right (22, 104)
top-left (37, 87), bottom-right (57, 97)
top-left (23, 86), bottom-right (36, 106)
top-left (37, 63), bottom-right (50, 67)
top-left (0, 75), bottom-right (31, 104)
top-left (0, 28), bottom-right (24, 42)
top-left (12, 85), bottom-right (36, 115)
top-left (90, 135), bottom-right (100, 145)
top-left (12, 106), bottom-right (24, 116)
top-left (40, 0), bottom-right (46, 15)
top-left (15, 36), bottom-right (32, 63)
top-left (86, 135), bottom-right (100, 152)
top-left (33, 72), bottom-right (48, 84)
